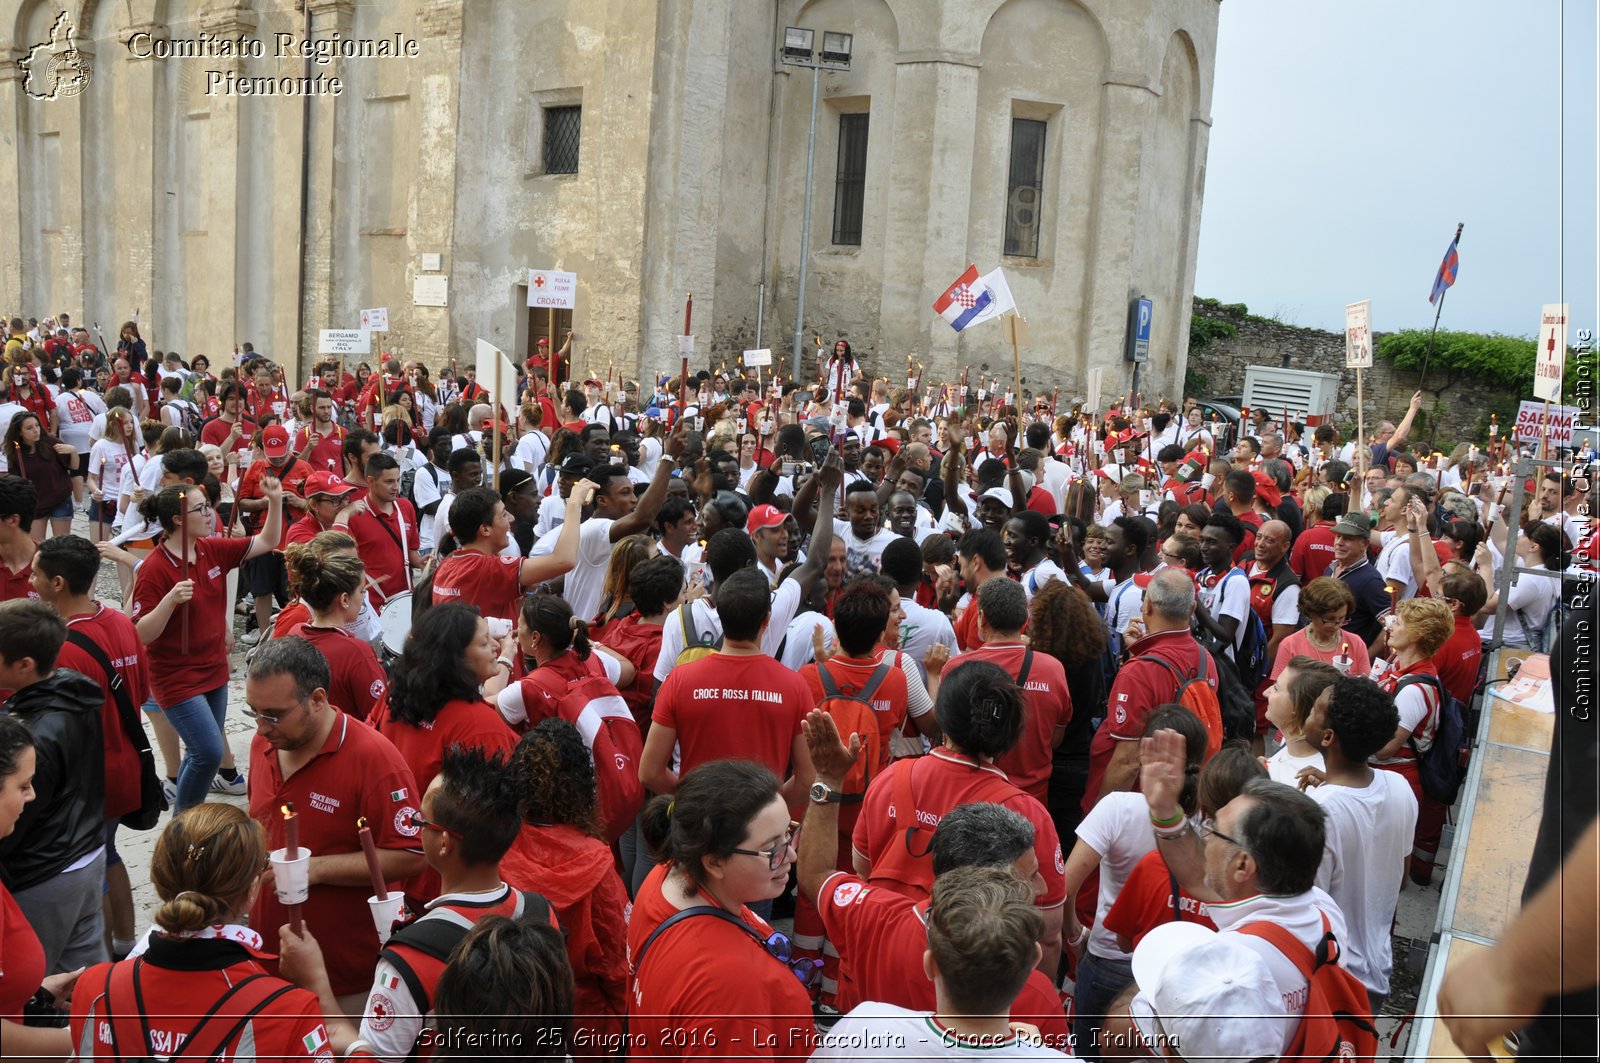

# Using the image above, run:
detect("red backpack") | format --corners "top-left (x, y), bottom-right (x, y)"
top-left (815, 658), bottom-right (894, 800)
top-left (1142, 652), bottom-right (1224, 758)
top-left (1238, 917), bottom-right (1379, 1063)
top-left (517, 669), bottom-right (644, 843)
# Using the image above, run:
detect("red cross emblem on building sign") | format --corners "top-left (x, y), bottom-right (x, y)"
top-left (533, 274), bottom-right (546, 288)
top-left (954, 285), bottom-right (977, 310)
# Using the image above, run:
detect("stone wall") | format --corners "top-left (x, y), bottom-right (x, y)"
top-left (1185, 299), bottom-right (1512, 449)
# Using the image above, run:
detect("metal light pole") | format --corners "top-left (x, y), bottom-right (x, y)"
top-left (779, 27), bottom-right (852, 384)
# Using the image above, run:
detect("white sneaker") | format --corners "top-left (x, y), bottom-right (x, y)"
top-left (161, 777), bottom-right (177, 807)
top-left (239, 629), bottom-right (264, 647)
top-left (211, 771), bottom-right (247, 796)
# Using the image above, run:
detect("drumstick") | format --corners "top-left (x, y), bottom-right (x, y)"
top-left (180, 516), bottom-right (190, 652)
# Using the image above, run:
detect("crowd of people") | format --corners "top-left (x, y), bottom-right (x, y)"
top-left (0, 313), bottom-right (1595, 1061)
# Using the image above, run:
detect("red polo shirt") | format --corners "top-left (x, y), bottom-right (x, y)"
top-left (1435, 615), bottom-right (1483, 705)
top-left (342, 499), bottom-right (418, 607)
top-left (248, 711), bottom-right (421, 996)
top-left (430, 548), bottom-right (523, 621)
top-left (59, 605), bottom-right (151, 819)
top-left (816, 870), bottom-right (1069, 1044)
top-left (293, 424), bottom-right (347, 474)
top-left (286, 624), bottom-right (387, 722)
top-left (199, 416), bottom-right (256, 455)
top-left (0, 557), bottom-right (36, 604)
top-left (1289, 522), bottom-right (1337, 586)
top-left (132, 536), bottom-right (254, 706)
top-left (237, 458), bottom-right (311, 550)
top-left (1085, 629), bottom-right (1217, 812)
top-left (950, 644), bottom-right (1072, 802)
top-left (284, 513), bottom-right (333, 547)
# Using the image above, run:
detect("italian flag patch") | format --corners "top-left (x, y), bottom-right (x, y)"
top-left (380, 972), bottom-right (402, 991)
top-left (303, 1025), bottom-right (329, 1052)
top-left (390, 788), bottom-right (408, 802)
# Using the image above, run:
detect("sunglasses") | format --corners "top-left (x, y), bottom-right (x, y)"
top-left (406, 810), bottom-right (467, 841)
top-left (761, 927), bottom-right (823, 988)
top-left (730, 822), bottom-right (800, 871)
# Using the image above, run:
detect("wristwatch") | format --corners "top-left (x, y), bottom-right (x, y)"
top-left (809, 781), bottom-right (847, 805)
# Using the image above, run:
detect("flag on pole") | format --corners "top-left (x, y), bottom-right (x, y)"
top-left (933, 265), bottom-right (1016, 332)
top-left (1428, 227), bottom-right (1461, 305)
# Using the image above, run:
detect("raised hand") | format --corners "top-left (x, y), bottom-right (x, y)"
top-left (802, 709), bottom-right (860, 786)
top-left (1138, 728), bottom-right (1189, 819)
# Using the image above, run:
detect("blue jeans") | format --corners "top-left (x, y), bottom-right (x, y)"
top-left (163, 684), bottom-right (231, 811)
top-left (1073, 949), bottom-right (1134, 1062)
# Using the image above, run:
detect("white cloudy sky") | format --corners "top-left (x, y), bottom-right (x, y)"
top-left (1195, 0), bottom-right (1596, 341)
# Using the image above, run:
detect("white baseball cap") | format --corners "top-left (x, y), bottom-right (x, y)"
top-left (1129, 922), bottom-right (1281, 1063)
top-left (979, 486), bottom-right (1014, 508)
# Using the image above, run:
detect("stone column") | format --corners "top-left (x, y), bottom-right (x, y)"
top-left (196, 2), bottom-right (256, 362)
top-left (0, 49), bottom-right (26, 311)
top-left (402, 0), bottom-right (464, 367)
top-left (297, 0), bottom-right (355, 379)
top-left (877, 51), bottom-right (983, 384)
top-left (1080, 75), bottom-right (1157, 397)
top-left (112, 21), bottom-right (164, 337)
top-left (1168, 110), bottom-right (1212, 392)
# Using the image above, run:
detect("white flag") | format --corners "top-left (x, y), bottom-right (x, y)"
top-left (966, 267), bottom-right (1016, 329)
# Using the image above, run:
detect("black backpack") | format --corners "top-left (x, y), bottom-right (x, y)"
top-left (1396, 673), bottom-right (1469, 804)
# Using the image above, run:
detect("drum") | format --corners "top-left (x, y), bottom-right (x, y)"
top-left (379, 591), bottom-right (413, 659)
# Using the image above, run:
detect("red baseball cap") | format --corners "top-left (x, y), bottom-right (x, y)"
top-left (262, 425), bottom-right (290, 458)
top-left (746, 503), bottom-right (786, 535)
top-left (303, 470), bottom-right (354, 498)
top-left (1251, 470), bottom-right (1283, 508)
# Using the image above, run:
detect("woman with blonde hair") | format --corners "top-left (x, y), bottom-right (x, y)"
top-left (87, 405), bottom-right (139, 544)
top-left (591, 532), bottom-right (658, 627)
top-left (69, 804), bottom-right (356, 1061)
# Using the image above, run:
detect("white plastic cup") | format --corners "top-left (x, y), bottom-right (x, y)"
top-left (270, 847), bottom-right (311, 905)
top-left (1368, 659), bottom-right (1389, 683)
top-left (368, 894), bottom-right (405, 942)
top-left (1332, 655), bottom-right (1353, 676)
top-left (486, 617), bottom-right (513, 639)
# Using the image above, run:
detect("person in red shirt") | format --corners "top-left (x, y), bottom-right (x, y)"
top-left (1085, 569), bottom-right (1220, 812)
top-left (244, 636), bottom-right (425, 1009)
top-left (951, 529), bottom-right (1009, 652)
top-left (1435, 566), bottom-right (1487, 706)
top-left (629, 760), bottom-right (815, 1059)
top-left (370, 603), bottom-right (518, 903)
top-left (429, 483), bottom-right (592, 623)
top-left (68, 803), bottom-right (344, 1062)
top-left (500, 720), bottom-right (630, 1049)
top-left (284, 470), bottom-right (356, 547)
top-left (0, 476), bottom-right (38, 604)
top-left (198, 382), bottom-right (256, 457)
top-left (849, 659), bottom-right (1068, 978)
top-left (31, 534), bottom-right (151, 959)
top-left (949, 578), bottom-right (1072, 802)
top-left (293, 389), bottom-right (347, 474)
top-left (246, 364), bottom-right (288, 425)
top-left (334, 453), bottom-right (420, 611)
top-left (796, 718), bottom-right (1069, 1043)
top-left (236, 425), bottom-right (312, 641)
top-left (132, 478), bottom-right (283, 812)
top-left (1290, 488), bottom-right (1342, 585)
top-left (640, 567), bottom-right (815, 810)
top-left (281, 547), bottom-right (387, 722)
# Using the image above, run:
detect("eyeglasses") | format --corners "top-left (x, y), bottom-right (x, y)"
top-left (405, 810), bottom-right (467, 841)
top-left (730, 822), bottom-right (800, 871)
top-left (240, 704), bottom-right (296, 726)
top-left (1198, 817), bottom-right (1242, 848)
top-left (187, 501), bottom-right (213, 515)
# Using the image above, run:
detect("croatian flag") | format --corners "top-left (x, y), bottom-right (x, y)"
top-left (934, 265), bottom-right (1015, 332)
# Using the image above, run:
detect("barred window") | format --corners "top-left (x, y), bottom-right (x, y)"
top-left (543, 106), bottom-right (582, 175)
top-left (1004, 118), bottom-right (1046, 258)
top-left (832, 112), bottom-right (869, 246)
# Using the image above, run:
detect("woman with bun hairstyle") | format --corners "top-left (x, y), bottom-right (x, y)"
top-left (282, 547), bottom-right (386, 722)
top-left (629, 760), bottom-right (813, 1059)
top-left (500, 719), bottom-right (630, 1050)
top-left (494, 593), bottom-right (633, 730)
top-left (132, 477), bottom-right (283, 813)
top-left (1061, 705), bottom-right (1208, 1056)
top-left (272, 530), bottom-right (357, 637)
top-left (849, 659), bottom-right (1069, 978)
top-left (68, 804), bottom-right (351, 1062)
top-left (371, 602), bottom-right (517, 905)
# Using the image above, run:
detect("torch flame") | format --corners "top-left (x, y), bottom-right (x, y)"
top-left (357, 816), bottom-right (369, 830)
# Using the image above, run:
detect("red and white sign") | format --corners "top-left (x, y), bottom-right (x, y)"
top-left (527, 269), bottom-right (578, 310)
top-left (1534, 304), bottom-right (1568, 402)
top-left (1514, 400), bottom-right (1581, 446)
top-left (359, 307), bottom-right (389, 331)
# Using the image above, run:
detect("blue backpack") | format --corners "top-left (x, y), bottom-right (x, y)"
top-left (1395, 673), bottom-right (1468, 804)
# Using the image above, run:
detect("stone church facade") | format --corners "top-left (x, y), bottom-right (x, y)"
top-left (3, 0), bottom-right (1218, 399)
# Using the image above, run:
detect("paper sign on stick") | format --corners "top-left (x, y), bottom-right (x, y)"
top-left (1513, 400), bottom-right (1580, 447)
top-left (1345, 300), bottom-right (1373, 368)
top-left (475, 339), bottom-right (518, 407)
top-left (1534, 304), bottom-right (1568, 402)
top-left (742, 348), bottom-right (773, 367)
top-left (527, 270), bottom-right (578, 310)
top-left (318, 329), bottom-right (370, 355)
top-left (360, 308), bottom-right (389, 331)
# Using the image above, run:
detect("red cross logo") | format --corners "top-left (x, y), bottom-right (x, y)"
top-left (533, 274), bottom-right (546, 288)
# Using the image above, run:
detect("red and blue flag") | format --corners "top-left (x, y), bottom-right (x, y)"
top-left (1428, 226), bottom-right (1462, 305)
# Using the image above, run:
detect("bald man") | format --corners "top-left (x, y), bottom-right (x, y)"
top-left (1246, 519), bottom-right (1301, 663)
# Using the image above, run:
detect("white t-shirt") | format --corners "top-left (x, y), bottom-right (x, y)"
top-left (1308, 772), bottom-right (1418, 995)
top-left (1075, 791), bottom-right (1159, 961)
top-left (1375, 531), bottom-right (1416, 601)
top-left (833, 519), bottom-right (900, 576)
top-left (1104, 576), bottom-right (1145, 646)
top-left (53, 389), bottom-right (103, 452)
top-left (812, 1003), bottom-right (1070, 1060)
top-left (897, 599), bottom-right (957, 686)
top-left (88, 440), bottom-right (133, 501)
top-left (1019, 558), bottom-right (1068, 600)
top-left (1503, 566), bottom-right (1558, 645)
top-left (563, 517), bottom-right (619, 624)
top-left (651, 579), bottom-right (805, 684)
top-left (411, 464), bottom-right (447, 551)
top-left (1265, 746), bottom-right (1324, 787)
top-left (1205, 888), bottom-right (1349, 1057)
top-left (779, 611), bottom-right (834, 671)
top-left (1196, 567), bottom-right (1251, 658)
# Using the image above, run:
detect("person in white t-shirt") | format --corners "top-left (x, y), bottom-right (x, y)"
top-left (558, 441), bottom-right (684, 624)
top-left (831, 482), bottom-right (899, 577)
top-left (1002, 510), bottom-right (1067, 601)
top-left (1300, 675), bottom-right (1419, 1012)
top-left (1138, 730), bottom-right (1353, 1058)
top-left (812, 866), bottom-right (1071, 1062)
top-left (878, 537), bottom-right (957, 688)
top-left (1194, 513), bottom-right (1252, 661)
top-left (1263, 657), bottom-right (1331, 785)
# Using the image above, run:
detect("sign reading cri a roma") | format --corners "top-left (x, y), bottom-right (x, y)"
top-left (527, 269), bottom-right (578, 310)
